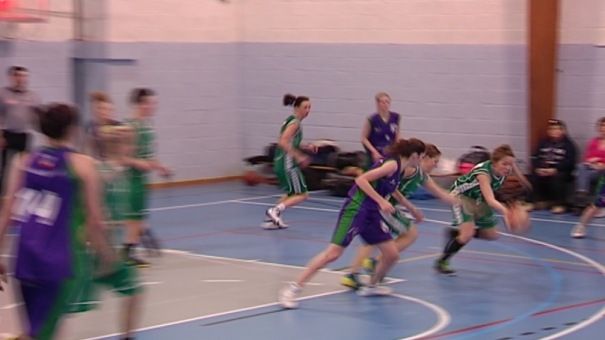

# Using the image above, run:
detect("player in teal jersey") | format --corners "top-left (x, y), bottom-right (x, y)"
top-left (435, 144), bottom-right (531, 276)
top-left (121, 88), bottom-right (171, 268)
top-left (341, 144), bottom-right (459, 289)
top-left (263, 93), bottom-right (318, 229)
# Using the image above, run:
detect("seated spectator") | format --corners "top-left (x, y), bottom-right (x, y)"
top-left (527, 119), bottom-right (577, 213)
top-left (571, 117), bottom-right (605, 210)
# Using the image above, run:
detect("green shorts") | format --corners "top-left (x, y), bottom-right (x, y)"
top-left (451, 197), bottom-right (498, 229)
top-left (274, 160), bottom-right (307, 197)
top-left (70, 261), bottom-right (143, 314)
top-left (125, 174), bottom-right (149, 220)
top-left (380, 208), bottom-right (413, 237)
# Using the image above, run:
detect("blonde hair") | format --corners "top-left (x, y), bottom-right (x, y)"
top-left (90, 91), bottom-right (111, 103)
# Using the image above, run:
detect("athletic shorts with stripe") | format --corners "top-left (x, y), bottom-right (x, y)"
top-left (125, 173), bottom-right (149, 220)
top-left (71, 260), bottom-right (143, 314)
top-left (451, 197), bottom-right (497, 229)
top-left (18, 251), bottom-right (92, 340)
top-left (380, 208), bottom-right (412, 237)
top-left (274, 156), bottom-right (307, 197)
top-left (593, 176), bottom-right (605, 208)
top-left (331, 200), bottom-right (392, 247)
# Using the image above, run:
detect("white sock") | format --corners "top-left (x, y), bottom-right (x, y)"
top-left (276, 203), bottom-right (286, 212)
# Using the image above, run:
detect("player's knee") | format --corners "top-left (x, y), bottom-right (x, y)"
top-left (323, 246), bottom-right (343, 263)
top-left (407, 225), bottom-right (419, 242)
top-left (381, 245), bottom-right (399, 264)
top-left (457, 226), bottom-right (475, 243)
top-left (480, 228), bottom-right (499, 240)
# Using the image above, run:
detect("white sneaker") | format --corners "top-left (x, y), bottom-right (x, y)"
top-left (279, 283), bottom-right (301, 309)
top-left (357, 285), bottom-right (393, 297)
top-left (595, 209), bottom-right (605, 218)
top-left (261, 220), bottom-right (280, 230)
top-left (266, 208), bottom-right (286, 227)
top-left (571, 224), bottom-right (586, 238)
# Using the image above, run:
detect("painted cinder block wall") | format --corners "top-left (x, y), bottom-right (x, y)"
top-left (2, 0), bottom-right (602, 181)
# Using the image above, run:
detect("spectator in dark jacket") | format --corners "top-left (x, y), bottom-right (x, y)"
top-left (527, 119), bottom-right (577, 214)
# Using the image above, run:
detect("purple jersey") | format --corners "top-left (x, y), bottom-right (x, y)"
top-left (366, 112), bottom-right (400, 155)
top-left (346, 156), bottom-right (402, 210)
top-left (12, 147), bottom-right (85, 281)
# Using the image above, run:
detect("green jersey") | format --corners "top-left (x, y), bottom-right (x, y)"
top-left (274, 115), bottom-right (302, 167)
top-left (450, 161), bottom-right (506, 202)
top-left (99, 161), bottom-right (129, 222)
top-left (389, 166), bottom-right (428, 205)
top-left (125, 118), bottom-right (155, 177)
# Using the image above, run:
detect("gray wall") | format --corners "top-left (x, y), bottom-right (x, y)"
top-left (6, 41), bottom-right (604, 181)
top-left (556, 45), bottom-right (605, 158)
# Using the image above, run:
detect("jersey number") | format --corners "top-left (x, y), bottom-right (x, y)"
top-left (12, 189), bottom-right (62, 226)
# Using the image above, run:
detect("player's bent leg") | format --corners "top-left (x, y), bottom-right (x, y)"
top-left (341, 243), bottom-right (375, 290)
top-left (279, 243), bottom-right (346, 309)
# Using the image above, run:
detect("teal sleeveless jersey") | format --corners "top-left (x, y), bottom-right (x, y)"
top-left (450, 161), bottom-right (506, 202)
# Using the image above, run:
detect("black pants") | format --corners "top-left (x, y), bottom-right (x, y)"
top-left (527, 171), bottom-right (572, 207)
top-left (0, 130), bottom-right (29, 194)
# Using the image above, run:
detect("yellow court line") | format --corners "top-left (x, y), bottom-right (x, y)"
top-left (429, 246), bottom-right (594, 267)
top-left (398, 253), bottom-right (440, 264)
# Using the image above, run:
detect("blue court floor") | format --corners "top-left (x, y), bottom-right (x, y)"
top-left (3, 181), bottom-right (605, 340)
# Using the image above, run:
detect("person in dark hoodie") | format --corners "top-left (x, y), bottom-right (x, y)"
top-left (526, 119), bottom-right (577, 214)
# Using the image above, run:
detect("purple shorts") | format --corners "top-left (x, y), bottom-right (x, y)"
top-left (331, 201), bottom-right (392, 247)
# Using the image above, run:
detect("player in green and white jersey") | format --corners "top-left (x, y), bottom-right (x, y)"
top-left (121, 88), bottom-right (171, 268)
top-left (341, 144), bottom-right (458, 289)
top-left (263, 93), bottom-right (317, 229)
top-left (435, 144), bottom-right (531, 276)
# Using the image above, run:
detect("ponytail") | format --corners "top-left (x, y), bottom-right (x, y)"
top-left (283, 93), bottom-right (310, 108)
top-left (385, 138), bottom-right (426, 158)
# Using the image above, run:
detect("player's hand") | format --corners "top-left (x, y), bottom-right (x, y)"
top-left (379, 200), bottom-right (395, 214)
top-left (298, 155), bottom-right (311, 168)
top-left (371, 152), bottom-right (382, 163)
top-left (410, 207), bottom-right (424, 223)
top-left (160, 166), bottom-right (173, 178)
top-left (0, 262), bottom-right (7, 292)
top-left (305, 144), bottom-right (318, 154)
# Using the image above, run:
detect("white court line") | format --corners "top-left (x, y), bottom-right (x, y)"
top-left (393, 294), bottom-right (450, 340)
top-left (80, 249), bottom-right (409, 340)
top-left (148, 193), bottom-right (283, 212)
top-left (232, 200), bottom-right (605, 340)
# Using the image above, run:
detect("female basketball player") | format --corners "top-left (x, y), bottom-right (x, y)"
top-left (122, 88), bottom-right (171, 267)
top-left (341, 144), bottom-right (459, 289)
top-left (264, 93), bottom-right (317, 229)
top-left (278, 138), bottom-right (426, 309)
top-left (0, 103), bottom-right (119, 340)
top-left (434, 144), bottom-right (531, 276)
top-left (85, 91), bottom-right (120, 158)
top-left (571, 174), bottom-right (605, 238)
top-left (361, 92), bottom-right (401, 170)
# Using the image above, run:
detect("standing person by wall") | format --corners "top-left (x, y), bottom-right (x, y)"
top-left (360, 92), bottom-right (401, 170)
top-left (0, 66), bottom-right (41, 195)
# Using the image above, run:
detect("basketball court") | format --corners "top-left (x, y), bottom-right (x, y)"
top-left (2, 182), bottom-right (605, 340)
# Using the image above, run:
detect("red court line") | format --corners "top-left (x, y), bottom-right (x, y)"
top-left (416, 298), bottom-right (605, 340)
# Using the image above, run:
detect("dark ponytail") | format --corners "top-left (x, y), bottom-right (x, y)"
top-left (283, 93), bottom-right (310, 108)
top-left (385, 138), bottom-right (426, 158)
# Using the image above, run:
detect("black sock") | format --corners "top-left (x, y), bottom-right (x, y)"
top-left (440, 231), bottom-right (466, 262)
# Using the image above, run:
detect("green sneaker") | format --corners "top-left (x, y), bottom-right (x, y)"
top-left (434, 259), bottom-right (457, 276)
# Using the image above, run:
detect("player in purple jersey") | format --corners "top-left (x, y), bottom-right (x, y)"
top-left (0, 103), bottom-right (116, 340)
top-left (361, 92), bottom-right (401, 170)
top-left (278, 138), bottom-right (426, 309)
